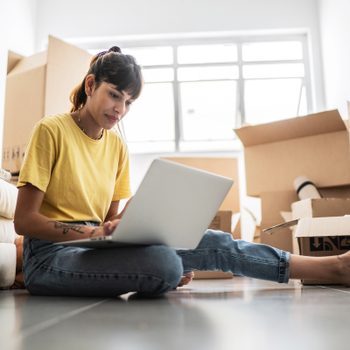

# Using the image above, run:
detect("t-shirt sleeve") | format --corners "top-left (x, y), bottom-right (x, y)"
top-left (113, 140), bottom-right (132, 201)
top-left (17, 122), bottom-right (56, 192)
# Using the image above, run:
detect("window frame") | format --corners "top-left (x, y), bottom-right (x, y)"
top-left (82, 33), bottom-right (313, 153)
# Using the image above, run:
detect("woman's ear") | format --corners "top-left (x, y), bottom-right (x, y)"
top-left (85, 74), bottom-right (95, 97)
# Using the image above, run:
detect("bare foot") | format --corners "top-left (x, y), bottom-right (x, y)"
top-left (178, 272), bottom-right (194, 287)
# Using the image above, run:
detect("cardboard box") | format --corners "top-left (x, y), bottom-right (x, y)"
top-left (291, 196), bottom-right (350, 253)
top-left (260, 190), bottom-right (298, 252)
top-left (2, 36), bottom-right (91, 173)
top-left (292, 198), bottom-right (350, 220)
top-left (208, 210), bottom-right (232, 232)
top-left (234, 110), bottom-right (350, 197)
top-left (260, 186), bottom-right (350, 253)
top-left (295, 216), bottom-right (350, 284)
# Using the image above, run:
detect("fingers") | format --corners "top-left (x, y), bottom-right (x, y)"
top-left (103, 219), bottom-right (120, 235)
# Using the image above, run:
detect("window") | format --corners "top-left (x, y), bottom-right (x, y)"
top-left (88, 35), bottom-right (312, 153)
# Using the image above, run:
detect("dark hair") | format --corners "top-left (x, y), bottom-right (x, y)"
top-left (70, 46), bottom-right (143, 112)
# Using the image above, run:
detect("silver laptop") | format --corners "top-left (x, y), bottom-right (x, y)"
top-left (58, 158), bottom-right (233, 249)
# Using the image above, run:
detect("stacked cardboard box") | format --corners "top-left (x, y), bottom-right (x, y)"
top-left (2, 36), bottom-right (91, 173)
top-left (235, 110), bottom-right (350, 253)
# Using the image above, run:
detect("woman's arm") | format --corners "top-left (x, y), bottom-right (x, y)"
top-left (14, 183), bottom-right (106, 242)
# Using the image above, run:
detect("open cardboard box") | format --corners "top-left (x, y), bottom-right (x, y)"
top-left (261, 187), bottom-right (350, 253)
top-left (292, 197), bottom-right (350, 220)
top-left (235, 110), bottom-right (350, 251)
top-left (2, 36), bottom-right (91, 173)
top-left (234, 110), bottom-right (350, 197)
top-left (294, 216), bottom-right (350, 284)
top-left (260, 190), bottom-right (298, 252)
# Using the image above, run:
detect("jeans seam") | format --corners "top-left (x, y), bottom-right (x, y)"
top-left (35, 262), bottom-right (171, 286)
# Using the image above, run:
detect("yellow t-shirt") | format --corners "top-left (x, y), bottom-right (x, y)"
top-left (18, 113), bottom-right (131, 223)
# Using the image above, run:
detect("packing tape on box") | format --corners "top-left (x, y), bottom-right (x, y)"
top-left (0, 243), bottom-right (16, 289)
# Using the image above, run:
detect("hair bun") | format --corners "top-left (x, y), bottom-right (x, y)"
top-left (109, 46), bottom-right (122, 54)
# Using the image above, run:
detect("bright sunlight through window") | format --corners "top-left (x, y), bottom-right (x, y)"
top-left (92, 35), bottom-right (312, 153)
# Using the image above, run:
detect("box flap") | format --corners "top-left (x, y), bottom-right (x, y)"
top-left (319, 185), bottom-right (350, 198)
top-left (292, 198), bottom-right (350, 220)
top-left (7, 51), bottom-right (47, 76)
top-left (295, 216), bottom-right (350, 237)
top-left (244, 129), bottom-right (350, 196)
top-left (7, 51), bottom-right (24, 74)
top-left (235, 110), bottom-right (345, 147)
top-left (44, 35), bottom-right (91, 115)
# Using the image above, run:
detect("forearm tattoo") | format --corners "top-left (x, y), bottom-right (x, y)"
top-left (49, 221), bottom-right (86, 235)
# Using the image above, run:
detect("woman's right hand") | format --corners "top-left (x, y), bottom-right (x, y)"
top-left (101, 219), bottom-right (121, 236)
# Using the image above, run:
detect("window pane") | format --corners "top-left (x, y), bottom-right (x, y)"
top-left (178, 65), bottom-right (238, 81)
top-left (244, 78), bottom-right (306, 124)
top-left (123, 46), bottom-right (173, 66)
top-left (143, 68), bottom-right (174, 82)
top-left (243, 63), bottom-right (304, 78)
top-left (242, 41), bottom-right (303, 61)
top-left (180, 81), bottom-right (237, 141)
top-left (123, 83), bottom-right (174, 142)
top-left (177, 44), bottom-right (237, 64)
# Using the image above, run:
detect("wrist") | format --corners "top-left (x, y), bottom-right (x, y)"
top-left (89, 226), bottom-right (103, 238)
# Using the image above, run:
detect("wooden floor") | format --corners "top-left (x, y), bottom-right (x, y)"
top-left (1, 277), bottom-right (349, 350)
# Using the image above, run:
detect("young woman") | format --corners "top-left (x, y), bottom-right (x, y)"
top-left (14, 47), bottom-right (350, 297)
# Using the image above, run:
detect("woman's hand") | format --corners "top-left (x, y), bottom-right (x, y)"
top-left (102, 219), bottom-right (121, 236)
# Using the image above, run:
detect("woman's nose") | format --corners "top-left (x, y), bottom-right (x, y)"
top-left (114, 101), bottom-right (126, 115)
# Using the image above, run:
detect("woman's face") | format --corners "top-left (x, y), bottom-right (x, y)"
top-left (86, 76), bottom-right (134, 130)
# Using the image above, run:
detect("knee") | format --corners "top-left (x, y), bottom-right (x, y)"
top-left (197, 230), bottom-right (234, 249)
top-left (145, 246), bottom-right (183, 293)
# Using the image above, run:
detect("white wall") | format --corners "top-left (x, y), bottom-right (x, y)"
top-left (319, 0), bottom-right (350, 117)
top-left (0, 0), bottom-right (37, 163)
top-left (35, 0), bottom-right (325, 111)
top-left (1, 0), bottom-right (324, 238)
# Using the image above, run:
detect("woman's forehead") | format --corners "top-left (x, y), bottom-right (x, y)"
top-left (104, 82), bottom-right (133, 99)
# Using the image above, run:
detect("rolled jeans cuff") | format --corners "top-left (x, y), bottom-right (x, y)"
top-left (278, 251), bottom-right (290, 283)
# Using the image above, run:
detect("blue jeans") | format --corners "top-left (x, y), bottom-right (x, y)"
top-left (23, 228), bottom-right (290, 297)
